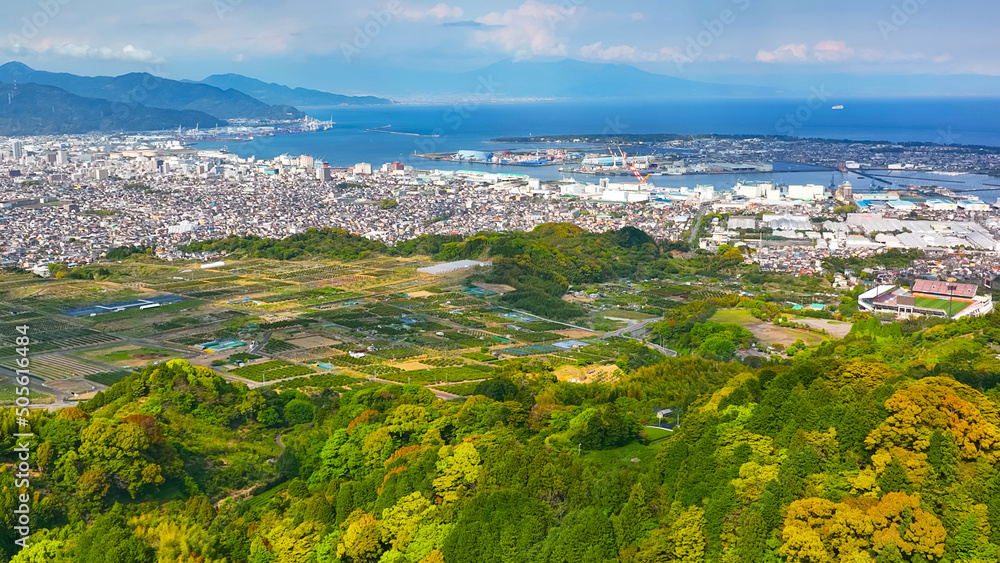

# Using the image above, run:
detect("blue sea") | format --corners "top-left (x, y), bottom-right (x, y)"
top-left (195, 98), bottom-right (1000, 196)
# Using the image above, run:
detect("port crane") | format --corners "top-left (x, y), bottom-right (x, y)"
top-left (607, 144), bottom-right (651, 183)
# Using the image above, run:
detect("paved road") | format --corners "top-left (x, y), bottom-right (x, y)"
top-left (251, 331), bottom-right (273, 354)
top-left (491, 306), bottom-right (595, 333)
top-left (687, 203), bottom-right (711, 246)
top-left (602, 317), bottom-right (679, 358)
top-left (218, 370), bottom-right (319, 390)
top-left (646, 341), bottom-right (679, 358)
top-left (426, 387), bottom-right (464, 401)
top-left (603, 316), bottom-right (662, 338)
top-left (28, 399), bottom-right (80, 412)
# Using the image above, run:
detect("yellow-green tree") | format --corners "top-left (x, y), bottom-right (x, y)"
top-left (433, 441), bottom-right (482, 504)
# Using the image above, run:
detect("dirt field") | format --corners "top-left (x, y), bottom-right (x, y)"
top-left (710, 309), bottom-right (830, 347)
top-left (554, 329), bottom-right (601, 339)
top-left (563, 294), bottom-right (599, 303)
top-left (47, 378), bottom-right (104, 395)
top-left (788, 316), bottom-right (852, 339)
top-left (405, 291), bottom-right (436, 298)
top-left (286, 335), bottom-right (340, 348)
top-left (554, 364), bottom-right (621, 384)
top-left (78, 345), bottom-right (172, 368)
top-left (392, 361), bottom-right (434, 371)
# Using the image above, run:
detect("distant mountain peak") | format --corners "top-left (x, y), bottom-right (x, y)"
top-left (0, 61), bottom-right (32, 70)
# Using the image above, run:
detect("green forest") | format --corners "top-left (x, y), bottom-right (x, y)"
top-left (3, 308), bottom-right (1000, 562)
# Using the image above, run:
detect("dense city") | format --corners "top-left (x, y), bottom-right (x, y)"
top-left (5, 132), bottom-right (1000, 283)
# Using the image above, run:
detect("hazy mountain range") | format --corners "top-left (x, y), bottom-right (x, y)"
top-left (285, 59), bottom-right (1000, 101)
top-left (196, 74), bottom-right (391, 108)
top-left (320, 59), bottom-right (781, 101)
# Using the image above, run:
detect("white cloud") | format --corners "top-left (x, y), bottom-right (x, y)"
top-left (579, 42), bottom-right (683, 63)
top-left (813, 40), bottom-right (854, 62)
top-left (401, 3), bottom-right (464, 20)
top-left (630, 12), bottom-right (644, 21)
top-left (756, 40), bottom-right (953, 65)
top-left (474, 1), bottom-right (585, 60)
top-left (28, 43), bottom-right (164, 63)
top-left (756, 43), bottom-right (808, 63)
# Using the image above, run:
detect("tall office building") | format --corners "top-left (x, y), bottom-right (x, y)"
top-left (56, 150), bottom-right (69, 165)
top-left (11, 141), bottom-right (23, 160)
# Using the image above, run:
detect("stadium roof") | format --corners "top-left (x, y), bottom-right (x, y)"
top-left (912, 280), bottom-right (978, 298)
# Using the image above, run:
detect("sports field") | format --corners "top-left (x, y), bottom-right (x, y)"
top-left (915, 296), bottom-right (971, 314)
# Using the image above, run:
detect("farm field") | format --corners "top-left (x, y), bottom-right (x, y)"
top-left (0, 353), bottom-right (109, 381)
top-left (0, 384), bottom-right (54, 405)
top-left (284, 335), bottom-right (340, 349)
top-left (379, 365), bottom-right (494, 385)
top-left (709, 309), bottom-right (830, 347)
top-left (229, 360), bottom-right (316, 382)
top-left (0, 249), bottom-right (788, 412)
top-left (553, 364), bottom-right (621, 384)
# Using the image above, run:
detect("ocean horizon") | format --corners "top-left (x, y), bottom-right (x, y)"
top-left (194, 97), bottom-right (1000, 195)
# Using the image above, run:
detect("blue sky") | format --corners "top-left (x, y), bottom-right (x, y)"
top-left (0, 0), bottom-right (993, 92)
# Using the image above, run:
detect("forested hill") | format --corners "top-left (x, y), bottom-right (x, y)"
top-left (4, 325), bottom-right (1000, 561)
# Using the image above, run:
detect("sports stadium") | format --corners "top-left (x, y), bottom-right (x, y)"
top-left (858, 280), bottom-right (994, 319)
